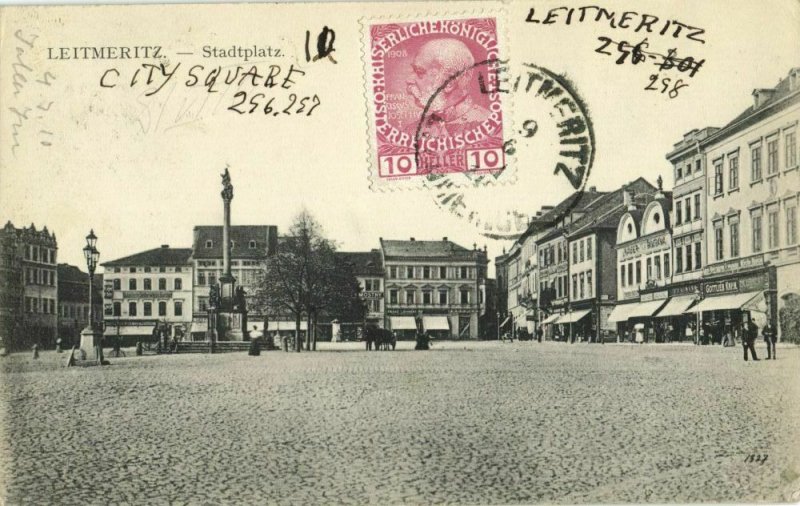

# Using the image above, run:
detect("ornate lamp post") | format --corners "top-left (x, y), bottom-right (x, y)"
top-left (80, 229), bottom-right (103, 362)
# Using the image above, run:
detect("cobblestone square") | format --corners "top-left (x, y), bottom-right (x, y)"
top-left (2, 342), bottom-right (799, 504)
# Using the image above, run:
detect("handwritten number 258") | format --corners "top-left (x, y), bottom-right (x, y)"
top-left (645, 74), bottom-right (688, 99)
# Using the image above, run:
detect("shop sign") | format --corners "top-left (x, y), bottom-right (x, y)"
top-left (123, 290), bottom-right (173, 298)
top-left (640, 290), bottom-right (668, 302)
top-left (107, 319), bottom-right (158, 327)
top-left (669, 283), bottom-right (702, 297)
top-left (621, 289), bottom-right (639, 301)
top-left (703, 254), bottom-right (764, 277)
top-left (361, 291), bottom-right (383, 300)
top-left (703, 271), bottom-right (770, 295)
top-left (619, 232), bottom-right (670, 261)
top-left (704, 280), bottom-right (738, 295)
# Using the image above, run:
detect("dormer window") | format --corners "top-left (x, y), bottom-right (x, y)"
top-left (249, 240), bottom-right (257, 249)
top-left (205, 240), bottom-right (213, 248)
top-left (654, 212), bottom-right (661, 224)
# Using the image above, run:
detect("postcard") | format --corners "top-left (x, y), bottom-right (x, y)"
top-left (1, 0), bottom-right (798, 504)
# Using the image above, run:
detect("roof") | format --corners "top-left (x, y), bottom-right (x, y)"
top-left (192, 225), bottom-right (278, 259)
top-left (534, 188), bottom-right (609, 245)
top-left (101, 246), bottom-right (192, 267)
top-left (58, 263), bottom-right (102, 304)
top-left (380, 238), bottom-right (486, 261)
top-left (566, 178), bottom-right (658, 238)
top-left (702, 68), bottom-right (800, 149)
top-left (336, 250), bottom-right (384, 276)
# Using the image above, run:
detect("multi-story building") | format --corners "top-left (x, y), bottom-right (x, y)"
top-left (565, 178), bottom-right (658, 342)
top-left (494, 248), bottom-right (509, 335)
top-left (101, 245), bottom-right (194, 342)
top-left (693, 67), bottom-right (800, 339)
top-left (190, 225), bottom-right (278, 339)
top-left (610, 189), bottom-right (673, 340)
top-left (57, 263), bottom-right (102, 346)
top-left (0, 221), bottom-right (58, 349)
top-left (504, 242), bottom-right (523, 335)
top-left (537, 188), bottom-right (607, 339)
top-left (334, 249), bottom-right (385, 338)
top-left (380, 237), bottom-right (489, 339)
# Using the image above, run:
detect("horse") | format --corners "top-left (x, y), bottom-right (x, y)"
top-left (365, 326), bottom-right (396, 351)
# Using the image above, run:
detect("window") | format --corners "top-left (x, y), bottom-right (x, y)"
top-left (208, 273), bottom-right (216, 286)
top-left (655, 255), bottom-right (662, 279)
top-left (198, 297), bottom-right (208, 312)
top-left (142, 302), bottom-right (152, 316)
top-left (129, 279), bottom-right (137, 290)
top-left (144, 266), bottom-right (152, 273)
top-left (729, 155), bottom-right (739, 190)
top-left (159, 266), bottom-right (166, 273)
top-left (114, 267), bottom-right (120, 273)
top-left (158, 278), bottom-right (167, 290)
top-left (406, 291), bottom-right (415, 305)
top-left (788, 206), bottom-right (798, 245)
top-left (714, 160), bottom-right (723, 195)
top-left (768, 208), bottom-right (779, 249)
top-left (439, 289), bottom-right (448, 305)
top-left (104, 304), bottom-right (112, 316)
top-left (460, 290), bottom-right (470, 304)
top-left (32, 247), bottom-right (38, 261)
top-left (728, 222), bottom-right (740, 257)
top-left (579, 273), bottom-right (585, 298)
top-left (751, 145), bottom-right (762, 181)
top-left (646, 257), bottom-right (653, 280)
top-left (586, 237), bottom-right (592, 260)
top-left (715, 225), bottom-right (724, 261)
top-left (685, 198), bottom-right (692, 221)
top-left (687, 244), bottom-right (695, 271)
top-left (587, 271), bottom-right (593, 297)
top-left (696, 159), bottom-right (702, 173)
top-left (676, 247), bottom-right (683, 274)
top-left (389, 266), bottom-right (397, 278)
top-left (635, 260), bottom-right (641, 284)
top-left (249, 240), bottom-right (257, 249)
top-left (786, 131), bottom-right (797, 168)
top-left (144, 278), bottom-right (152, 290)
top-left (627, 263), bottom-right (633, 286)
top-left (767, 138), bottom-right (779, 175)
top-left (686, 163), bottom-right (692, 176)
top-left (676, 201), bottom-right (683, 225)
top-left (407, 266), bottom-right (414, 279)
top-left (752, 214), bottom-right (763, 252)
top-left (422, 290), bottom-right (432, 305)
top-left (198, 272), bottom-right (206, 285)
top-left (389, 289), bottom-right (399, 303)
top-left (175, 278), bottom-right (182, 290)
top-left (205, 240), bottom-right (213, 248)
top-left (694, 194), bottom-right (701, 221)
top-left (174, 301), bottom-right (183, 316)
top-left (440, 266), bottom-right (447, 279)
top-left (460, 266), bottom-right (469, 279)
top-left (694, 242), bottom-right (702, 269)
top-left (620, 265), bottom-right (626, 287)
top-left (113, 302), bottom-right (121, 316)
top-left (579, 241), bottom-right (585, 262)
top-left (572, 274), bottom-right (578, 296)
top-left (158, 301), bottom-right (167, 316)
top-left (423, 266), bottom-right (430, 279)
top-left (130, 267), bottom-right (136, 273)
top-left (572, 243), bottom-right (578, 263)
top-left (129, 302), bottom-right (137, 316)
top-left (175, 267), bottom-right (182, 273)
top-left (664, 253), bottom-right (671, 277)
top-left (676, 165), bottom-right (683, 180)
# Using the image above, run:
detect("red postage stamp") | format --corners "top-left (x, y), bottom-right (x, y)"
top-left (363, 16), bottom-right (509, 191)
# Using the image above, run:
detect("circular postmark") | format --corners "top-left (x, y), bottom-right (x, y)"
top-left (414, 60), bottom-right (595, 240)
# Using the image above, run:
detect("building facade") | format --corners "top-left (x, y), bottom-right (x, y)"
top-left (380, 238), bottom-right (489, 339)
top-left (0, 222), bottom-right (58, 349)
top-left (101, 245), bottom-right (194, 342)
top-left (698, 67), bottom-right (800, 340)
top-left (334, 249), bottom-right (385, 339)
top-left (57, 263), bottom-right (102, 346)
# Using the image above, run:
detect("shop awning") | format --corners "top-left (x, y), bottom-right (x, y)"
top-left (608, 303), bottom-right (636, 323)
top-left (656, 296), bottom-right (697, 317)
top-left (266, 321), bottom-right (308, 331)
top-left (390, 316), bottom-right (417, 330)
top-left (687, 291), bottom-right (764, 313)
top-left (541, 313), bottom-right (561, 325)
top-left (557, 309), bottom-right (591, 324)
top-left (626, 300), bottom-right (669, 319)
top-left (422, 316), bottom-right (450, 331)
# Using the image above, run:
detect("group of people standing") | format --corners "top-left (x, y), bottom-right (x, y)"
top-left (741, 319), bottom-right (778, 362)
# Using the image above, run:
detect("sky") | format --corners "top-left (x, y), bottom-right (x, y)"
top-left (1, 0), bottom-right (798, 274)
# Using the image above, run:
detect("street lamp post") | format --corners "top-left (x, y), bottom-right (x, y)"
top-left (79, 229), bottom-right (103, 363)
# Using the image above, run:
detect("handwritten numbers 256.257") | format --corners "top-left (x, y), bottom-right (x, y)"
top-left (228, 92), bottom-right (321, 116)
top-left (645, 74), bottom-right (688, 99)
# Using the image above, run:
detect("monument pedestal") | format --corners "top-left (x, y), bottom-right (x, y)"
top-left (79, 327), bottom-right (103, 361)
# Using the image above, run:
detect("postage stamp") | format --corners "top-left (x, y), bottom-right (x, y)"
top-left (362, 15), bottom-right (511, 191)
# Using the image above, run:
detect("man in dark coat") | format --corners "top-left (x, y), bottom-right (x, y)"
top-left (763, 321), bottom-right (777, 360)
top-left (742, 319), bottom-right (759, 362)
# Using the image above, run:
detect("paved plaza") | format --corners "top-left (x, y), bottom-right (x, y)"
top-left (1, 341), bottom-right (799, 504)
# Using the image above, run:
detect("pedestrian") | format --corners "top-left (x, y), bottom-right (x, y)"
top-left (536, 326), bottom-right (543, 343)
top-left (248, 325), bottom-right (262, 356)
top-left (55, 337), bottom-right (63, 353)
top-left (763, 321), bottom-right (777, 360)
top-left (32, 343), bottom-right (39, 359)
top-left (742, 318), bottom-right (759, 362)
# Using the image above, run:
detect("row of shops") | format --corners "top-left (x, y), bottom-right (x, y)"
top-left (540, 264), bottom-right (776, 343)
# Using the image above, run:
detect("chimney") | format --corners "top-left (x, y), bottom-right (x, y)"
top-left (442, 236), bottom-right (448, 241)
top-left (161, 244), bottom-right (169, 249)
top-left (752, 88), bottom-right (776, 109)
top-left (623, 189), bottom-right (636, 210)
top-left (410, 237), bottom-right (415, 241)
top-left (588, 186), bottom-right (597, 192)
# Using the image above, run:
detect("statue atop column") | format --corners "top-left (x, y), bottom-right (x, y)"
top-left (221, 167), bottom-right (234, 201)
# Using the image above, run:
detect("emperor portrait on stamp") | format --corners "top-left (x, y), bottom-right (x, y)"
top-left (363, 16), bottom-right (510, 191)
